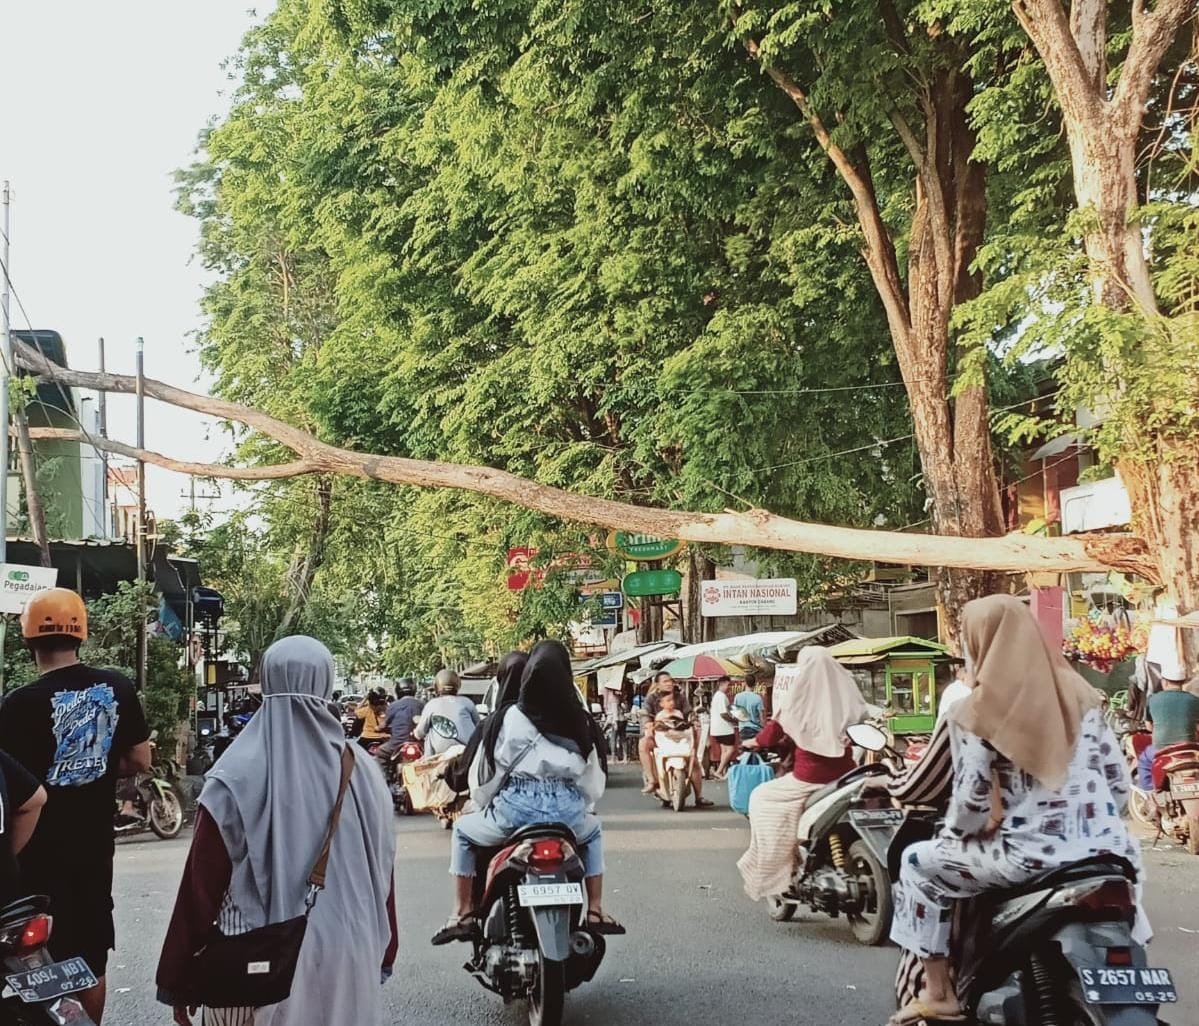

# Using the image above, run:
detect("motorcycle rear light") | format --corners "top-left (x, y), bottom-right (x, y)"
top-left (1049, 878), bottom-right (1134, 916)
top-left (1106, 947), bottom-right (1133, 966)
top-left (18, 915), bottom-right (51, 950)
top-left (530, 839), bottom-right (565, 867)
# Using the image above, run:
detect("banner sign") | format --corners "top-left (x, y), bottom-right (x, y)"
top-left (607, 531), bottom-right (684, 562)
top-left (623, 569), bottom-right (683, 598)
top-left (701, 578), bottom-right (797, 617)
top-left (0, 564), bottom-right (60, 615)
top-left (771, 663), bottom-right (802, 700)
top-left (507, 549), bottom-right (602, 592)
top-left (577, 592), bottom-right (620, 627)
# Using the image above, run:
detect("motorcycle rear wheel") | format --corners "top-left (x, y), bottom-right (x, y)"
top-left (528, 955), bottom-right (565, 1026)
top-left (847, 840), bottom-right (892, 946)
top-left (1127, 786), bottom-right (1157, 829)
top-left (149, 788), bottom-right (185, 839)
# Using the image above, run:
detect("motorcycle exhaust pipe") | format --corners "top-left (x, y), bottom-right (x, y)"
top-left (570, 930), bottom-right (596, 957)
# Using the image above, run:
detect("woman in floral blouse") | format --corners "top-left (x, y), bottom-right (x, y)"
top-left (887, 595), bottom-right (1146, 1026)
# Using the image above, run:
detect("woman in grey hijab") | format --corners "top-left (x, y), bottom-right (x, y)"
top-left (156, 636), bottom-right (398, 1026)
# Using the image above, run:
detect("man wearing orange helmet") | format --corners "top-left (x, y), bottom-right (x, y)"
top-left (0, 588), bottom-right (151, 1023)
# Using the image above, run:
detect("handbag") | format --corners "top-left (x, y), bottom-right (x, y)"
top-left (727, 751), bottom-right (775, 816)
top-left (189, 745), bottom-right (357, 1009)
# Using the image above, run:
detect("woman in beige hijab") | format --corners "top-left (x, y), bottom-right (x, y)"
top-left (887, 595), bottom-right (1145, 1026)
top-left (737, 646), bottom-right (866, 900)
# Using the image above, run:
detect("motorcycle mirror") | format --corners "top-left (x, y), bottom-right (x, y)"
top-left (847, 722), bottom-right (888, 752)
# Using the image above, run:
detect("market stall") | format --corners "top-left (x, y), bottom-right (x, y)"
top-left (825, 636), bottom-right (951, 734)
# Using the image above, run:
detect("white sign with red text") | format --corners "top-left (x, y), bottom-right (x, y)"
top-left (700, 578), bottom-right (797, 617)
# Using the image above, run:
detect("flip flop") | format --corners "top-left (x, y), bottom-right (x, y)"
top-left (695, 797), bottom-right (715, 808)
top-left (431, 912), bottom-right (480, 946)
top-left (586, 910), bottom-right (627, 936)
top-left (885, 1000), bottom-right (966, 1026)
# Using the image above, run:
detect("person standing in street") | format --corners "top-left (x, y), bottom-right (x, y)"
top-left (709, 676), bottom-right (739, 778)
top-left (0, 588), bottom-right (151, 1024)
top-left (157, 635), bottom-right (397, 1026)
top-left (732, 676), bottom-right (764, 740)
top-left (415, 669), bottom-right (480, 756)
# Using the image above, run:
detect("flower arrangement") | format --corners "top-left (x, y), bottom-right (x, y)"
top-left (1062, 614), bottom-right (1146, 674)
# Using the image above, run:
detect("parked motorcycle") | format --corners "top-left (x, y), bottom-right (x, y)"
top-left (1152, 741), bottom-right (1199, 855)
top-left (0, 895), bottom-right (98, 1025)
top-left (765, 722), bottom-right (923, 946)
top-left (1122, 730), bottom-right (1159, 831)
top-left (115, 765), bottom-right (185, 841)
top-left (652, 717), bottom-right (696, 812)
top-left (464, 824), bottom-right (610, 1026)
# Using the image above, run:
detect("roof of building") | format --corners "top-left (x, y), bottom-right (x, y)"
top-left (826, 635), bottom-right (949, 666)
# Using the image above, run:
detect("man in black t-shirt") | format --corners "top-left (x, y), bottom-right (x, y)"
top-left (0, 588), bottom-right (150, 1024)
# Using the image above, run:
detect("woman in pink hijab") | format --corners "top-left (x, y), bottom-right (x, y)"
top-left (737, 646), bottom-right (866, 900)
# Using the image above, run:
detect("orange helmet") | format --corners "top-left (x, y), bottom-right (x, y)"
top-left (21, 588), bottom-right (88, 643)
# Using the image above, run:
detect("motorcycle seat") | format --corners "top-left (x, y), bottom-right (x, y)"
top-left (504, 822), bottom-right (580, 846)
top-left (993, 853), bottom-right (1138, 902)
top-left (804, 780), bottom-right (843, 808)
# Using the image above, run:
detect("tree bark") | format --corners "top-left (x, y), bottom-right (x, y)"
top-left (1013, 0), bottom-right (1199, 627)
top-left (683, 548), bottom-right (718, 644)
top-left (15, 353), bottom-right (1154, 578)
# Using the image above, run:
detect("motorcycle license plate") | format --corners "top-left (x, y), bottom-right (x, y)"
top-left (1171, 780), bottom-right (1199, 798)
top-left (1075, 966), bottom-right (1177, 1004)
top-left (5, 957), bottom-right (97, 1003)
top-left (517, 882), bottom-right (585, 907)
top-left (849, 808), bottom-right (904, 826)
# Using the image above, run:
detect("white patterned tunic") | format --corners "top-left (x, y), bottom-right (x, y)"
top-left (890, 708), bottom-right (1146, 957)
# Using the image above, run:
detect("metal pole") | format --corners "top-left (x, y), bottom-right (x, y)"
top-left (136, 337), bottom-right (147, 692)
top-left (98, 338), bottom-right (109, 536)
top-left (0, 181), bottom-right (12, 568)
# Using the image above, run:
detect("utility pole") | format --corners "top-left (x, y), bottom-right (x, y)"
top-left (135, 337), bottom-right (147, 692)
top-left (98, 338), bottom-right (109, 537)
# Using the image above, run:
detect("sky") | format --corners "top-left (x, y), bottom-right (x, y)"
top-left (1, 1), bottom-right (276, 521)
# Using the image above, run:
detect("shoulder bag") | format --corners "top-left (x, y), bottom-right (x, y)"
top-left (189, 745), bottom-right (357, 1009)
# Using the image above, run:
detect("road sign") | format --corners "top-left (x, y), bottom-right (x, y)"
top-left (0, 563), bottom-right (59, 615)
top-left (599, 591), bottom-right (624, 610)
top-left (622, 569), bottom-right (683, 598)
top-left (607, 531), bottom-right (684, 562)
top-left (701, 578), bottom-right (797, 617)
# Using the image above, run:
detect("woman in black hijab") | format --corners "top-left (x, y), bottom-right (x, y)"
top-left (445, 651), bottom-right (528, 794)
top-left (433, 639), bottom-right (622, 943)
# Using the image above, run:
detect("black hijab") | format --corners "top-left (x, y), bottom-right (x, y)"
top-left (477, 650), bottom-right (529, 780)
top-left (518, 639), bottom-right (606, 771)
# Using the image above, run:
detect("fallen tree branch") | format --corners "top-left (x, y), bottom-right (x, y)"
top-left (14, 340), bottom-right (1156, 578)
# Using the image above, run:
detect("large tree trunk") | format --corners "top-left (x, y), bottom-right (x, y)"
top-left (683, 548), bottom-right (717, 644)
top-left (744, 33), bottom-right (1005, 643)
top-left (1014, 0), bottom-right (1199, 630)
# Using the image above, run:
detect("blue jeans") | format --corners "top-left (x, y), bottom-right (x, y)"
top-left (451, 776), bottom-right (604, 878)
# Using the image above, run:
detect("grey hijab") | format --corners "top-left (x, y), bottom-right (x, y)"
top-left (200, 636), bottom-right (394, 929)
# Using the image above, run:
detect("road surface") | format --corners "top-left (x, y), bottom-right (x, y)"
top-left (106, 766), bottom-right (1198, 1025)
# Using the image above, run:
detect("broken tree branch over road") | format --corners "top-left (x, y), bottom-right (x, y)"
top-left (15, 339), bottom-right (1155, 579)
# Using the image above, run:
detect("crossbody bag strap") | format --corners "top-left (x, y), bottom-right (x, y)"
top-left (306, 745), bottom-right (357, 899)
top-left (483, 735), bottom-right (539, 810)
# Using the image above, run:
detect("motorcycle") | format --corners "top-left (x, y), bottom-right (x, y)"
top-left (651, 717), bottom-right (697, 812)
top-left (765, 722), bottom-right (923, 946)
top-left (368, 738), bottom-right (424, 814)
top-left (0, 896), bottom-right (98, 1025)
top-left (1151, 741), bottom-right (1199, 855)
top-left (114, 766), bottom-right (185, 840)
top-left (464, 824), bottom-right (609, 1026)
top-left (1122, 730), bottom-right (1159, 831)
top-left (401, 744), bottom-right (468, 829)
top-left (889, 832), bottom-right (1175, 1025)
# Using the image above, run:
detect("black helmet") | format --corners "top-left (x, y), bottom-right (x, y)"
top-left (367, 686), bottom-right (389, 705)
top-left (396, 677), bottom-right (416, 698)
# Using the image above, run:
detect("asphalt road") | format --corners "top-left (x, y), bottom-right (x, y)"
top-left (106, 766), bottom-right (1199, 1026)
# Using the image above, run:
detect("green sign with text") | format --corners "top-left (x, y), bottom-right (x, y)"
top-left (622, 569), bottom-right (683, 598)
top-left (607, 531), bottom-right (684, 561)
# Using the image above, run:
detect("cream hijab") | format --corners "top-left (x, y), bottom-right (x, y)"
top-left (776, 646), bottom-right (867, 758)
top-left (951, 594), bottom-right (1102, 789)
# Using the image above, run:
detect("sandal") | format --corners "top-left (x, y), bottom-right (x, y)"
top-left (885, 1000), bottom-right (966, 1026)
top-left (585, 909), bottom-right (627, 936)
top-left (431, 912), bottom-right (480, 946)
top-left (695, 797), bottom-right (715, 808)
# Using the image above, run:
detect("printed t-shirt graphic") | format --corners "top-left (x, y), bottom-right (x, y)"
top-left (49, 684), bottom-right (121, 786)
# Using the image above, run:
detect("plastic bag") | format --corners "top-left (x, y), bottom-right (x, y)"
top-left (727, 751), bottom-right (774, 815)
